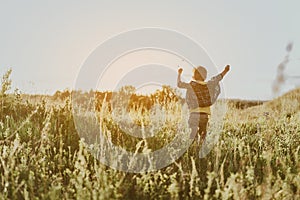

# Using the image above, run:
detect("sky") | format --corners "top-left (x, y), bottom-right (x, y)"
top-left (0, 0), bottom-right (300, 100)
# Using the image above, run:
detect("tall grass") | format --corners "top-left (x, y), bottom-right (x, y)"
top-left (1, 70), bottom-right (300, 199)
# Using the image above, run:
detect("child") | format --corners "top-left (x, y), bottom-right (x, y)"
top-left (177, 65), bottom-right (230, 143)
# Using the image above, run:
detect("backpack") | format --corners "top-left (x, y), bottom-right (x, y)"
top-left (186, 81), bottom-right (220, 109)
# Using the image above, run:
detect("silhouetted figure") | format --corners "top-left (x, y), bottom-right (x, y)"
top-left (177, 65), bottom-right (230, 144)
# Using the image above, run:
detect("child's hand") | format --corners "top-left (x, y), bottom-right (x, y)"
top-left (221, 65), bottom-right (230, 77)
top-left (178, 68), bottom-right (183, 74)
top-left (225, 65), bottom-right (230, 72)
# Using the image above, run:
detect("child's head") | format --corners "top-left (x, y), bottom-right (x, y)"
top-left (193, 66), bottom-right (207, 81)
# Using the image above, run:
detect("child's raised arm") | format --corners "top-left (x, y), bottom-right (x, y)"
top-left (208, 65), bottom-right (230, 84)
top-left (221, 65), bottom-right (230, 78)
top-left (177, 68), bottom-right (189, 89)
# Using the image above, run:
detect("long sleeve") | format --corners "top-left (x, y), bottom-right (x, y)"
top-left (208, 73), bottom-right (223, 85)
top-left (177, 74), bottom-right (189, 89)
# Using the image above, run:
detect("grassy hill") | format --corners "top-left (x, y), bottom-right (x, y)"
top-left (227, 88), bottom-right (300, 122)
top-left (1, 69), bottom-right (300, 199)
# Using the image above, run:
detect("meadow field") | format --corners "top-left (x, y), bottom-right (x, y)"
top-left (1, 70), bottom-right (300, 199)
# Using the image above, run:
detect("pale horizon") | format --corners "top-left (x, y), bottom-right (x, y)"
top-left (1, 1), bottom-right (300, 100)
